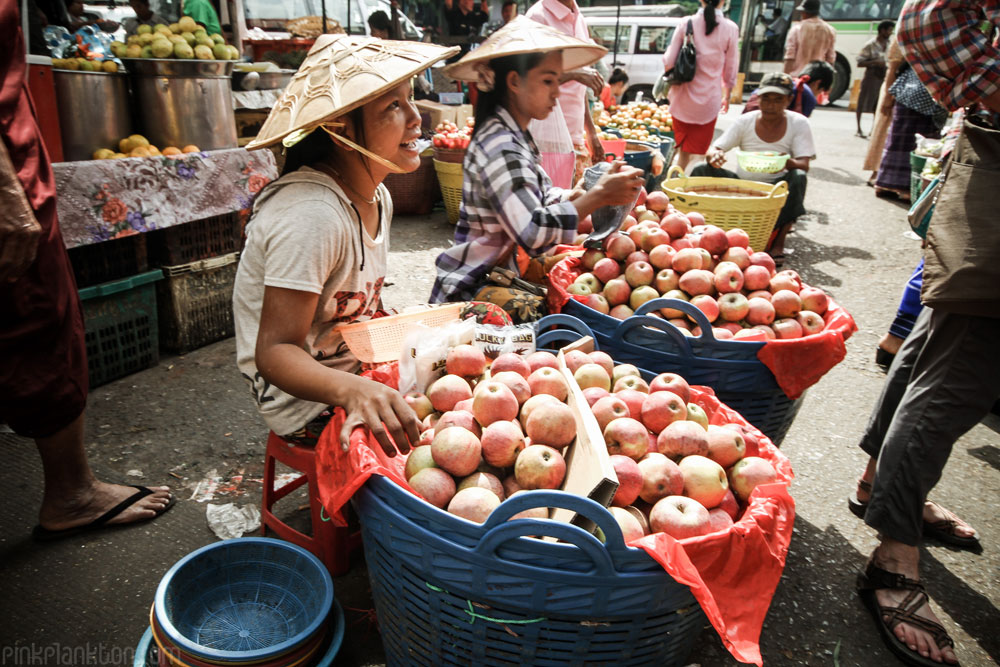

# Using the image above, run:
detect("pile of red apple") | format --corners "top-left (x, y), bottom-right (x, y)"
top-left (431, 118), bottom-right (474, 151)
top-left (568, 191), bottom-right (831, 340)
top-left (402, 344), bottom-right (581, 525)
top-left (563, 350), bottom-right (779, 542)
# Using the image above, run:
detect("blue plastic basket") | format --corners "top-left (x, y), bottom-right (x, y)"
top-left (154, 537), bottom-right (334, 663)
top-left (356, 476), bottom-right (706, 666)
top-left (536, 310), bottom-right (804, 445)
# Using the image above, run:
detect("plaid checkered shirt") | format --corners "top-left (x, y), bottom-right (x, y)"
top-left (898, 0), bottom-right (1000, 111)
top-left (430, 107), bottom-right (578, 303)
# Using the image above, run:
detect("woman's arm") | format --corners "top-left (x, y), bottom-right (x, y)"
top-left (255, 286), bottom-right (420, 455)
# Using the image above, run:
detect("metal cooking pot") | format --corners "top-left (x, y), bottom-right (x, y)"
top-left (231, 69), bottom-right (295, 91)
top-left (123, 58), bottom-right (238, 151)
top-left (52, 69), bottom-right (132, 161)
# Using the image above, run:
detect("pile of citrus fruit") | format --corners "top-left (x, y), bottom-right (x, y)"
top-left (91, 134), bottom-right (201, 160)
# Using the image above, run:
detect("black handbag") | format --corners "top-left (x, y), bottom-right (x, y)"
top-left (666, 19), bottom-right (696, 84)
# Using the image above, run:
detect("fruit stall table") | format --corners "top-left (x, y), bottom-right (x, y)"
top-left (52, 147), bottom-right (277, 247)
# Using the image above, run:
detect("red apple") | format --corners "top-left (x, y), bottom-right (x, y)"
top-left (457, 471), bottom-right (505, 501)
top-left (606, 234), bottom-right (637, 261)
top-left (578, 215), bottom-right (593, 234)
top-left (718, 292), bottom-right (750, 322)
top-left (491, 352), bottom-right (531, 379)
top-left (624, 261), bottom-right (655, 287)
top-left (685, 211), bottom-right (706, 227)
top-left (502, 474), bottom-right (522, 498)
top-left (725, 228), bottom-right (750, 249)
top-left (653, 268), bottom-right (680, 293)
top-left (446, 344), bottom-right (487, 379)
top-left (720, 246), bottom-right (751, 270)
top-left (436, 410), bottom-right (481, 437)
top-left (409, 467), bottom-right (457, 509)
top-left (728, 456), bottom-right (778, 502)
top-left (514, 444), bottom-right (567, 489)
top-left (582, 386), bottom-right (610, 407)
top-left (657, 420), bottom-right (709, 459)
top-left (519, 393), bottom-right (559, 429)
top-left (591, 395), bottom-right (631, 431)
top-left (713, 261), bottom-right (745, 294)
top-left (772, 318), bottom-right (803, 339)
top-left (427, 374), bottom-right (473, 413)
top-left (697, 225), bottom-right (729, 255)
top-left (581, 247), bottom-right (605, 271)
top-left (799, 286), bottom-right (829, 315)
top-left (649, 244), bottom-right (677, 271)
top-left (746, 297), bottom-right (776, 325)
top-left (649, 495), bottom-right (711, 538)
top-left (525, 351), bottom-right (559, 373)
top-left (685, 402), bottom-right (709, 430)
top-left (629, 285), bottom-right (660, 311)
top-left (678, 454), bottom-right (729, 509)
top-left (769, 273), bottom-right (801, 294)
top-left (584, 293), bottom-right (610, 314)
top-left (660, 212), bottom-right (690, 239)
top-left (679, 269), bottom-right (715, 296)
top-left (506, 489), bottom-right (549, 520)
top-left (638, 452), bottom-right (684, 503)
top-left (563, 349), bottom-right (592, 375)
top-left (625, 250), bottom-right (650, 266)
top-left (574, 363), bottom-right (612, 391)
top-left (480, 420), bottom-right (526, 468)
top-left (743, 264), bottom-right (772, 291)
top-left (610, 455), bottom-right (643, 507)
top-left (609, 304), bottom-right (634, 320)
top-left (671, 237), bottom-right (693, 250)
top-left (690, 294), bottom-right (720, 322)
top-left (795, 310), bottom-right (825, 336)
top-left (641, 227), bottom-right (672, 253)
top-left (604, 417), bottom-right (650, 461)
top-left (747, 289), bottom-right (772, 302)
top-left (641, 391), bottom-right (687, 433)
top-left (613, 375), bottom-right (649, 394)
top-left (671, 247), bottom-right (703, 273)
top-left (603, 278), bottom-right (632, 307)
top-left (573, 272), bottom-right (602, 294)
top-left (448, 486), bottom-right (501, 523)
top-left (472, 381), bottom-right (519, 427)
top-left (527, 367), bottom-right (569, 402)
top-left (610, 506), bottom-right (646, 542)
top-left (612, 364), bottom-right (641, 385)
top-left (404, 445), bottom-right (438, 481)
top-left (431, 426), bottom-right (482, 477)
top-left (490, 371), bottom-right (531, 406)
top-left (752, 324), bottom-right (776, 339)
top-left (588, 351), bottom-right (615, 378)
top-left (771, 290), bottom-right (803, 318)
top-left (718, 487), bottom-right (740, 520)
top-left (404, 392), bottom-right (434, 421)
top-left (593, 257), bottom-right (622, 284)
top-left (525, 400), bottom-right (576, 448)
top-left (707, 507), bottom-right (735, 533)
top-left (750, 251), bottom-right (777, 275)
top-left (649, 373), bottom-right (691, 403)
top-left (705, 424), bottom-right (746, 468)
top-left (645, 190), bottom-right (669, 213)
top-left (615, 388), bottom-right (647, 419)
top-left (417, 429), bottom-right (435, 447)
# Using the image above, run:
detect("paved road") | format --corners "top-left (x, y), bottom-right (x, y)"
top-left (1, 103), bottom-right (997, 666)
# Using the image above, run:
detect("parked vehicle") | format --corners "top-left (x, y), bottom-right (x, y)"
top-left (581, 5), bottom-right (685, 103)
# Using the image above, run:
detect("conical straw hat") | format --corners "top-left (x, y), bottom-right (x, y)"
top-left (247, 35), bottom-right (459, 150)
top-left (443, 15), bottom-right (607, 82)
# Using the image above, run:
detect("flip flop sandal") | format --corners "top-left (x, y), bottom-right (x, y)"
top-left (771, 253), bottom-right (786, 269)
top-left (856, 555), bottom-right (960, 667)
top-left (848, 482), bottom-right (981, 551)
top-left (32, 485), bottom-right (176, 542)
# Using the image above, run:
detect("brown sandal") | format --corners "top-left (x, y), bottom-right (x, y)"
top-left (856, 555), bottom-right (959, 666)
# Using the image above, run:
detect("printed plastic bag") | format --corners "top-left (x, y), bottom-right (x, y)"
top-left (397, 319), bottom-right (476, 395)
top-left (529, 99), bottom-right (575, 189)
top-left (473, 323), bottom-right (536, 360)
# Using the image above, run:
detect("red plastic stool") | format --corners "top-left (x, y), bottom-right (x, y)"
top-left (261, 431), bottom-right (362, 576)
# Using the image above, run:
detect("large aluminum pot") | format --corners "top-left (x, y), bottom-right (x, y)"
top-left (52, 69), bottom-right (133, 161)
top-left (231, 69), bottom-right (295, 91)
top-left (124, 59), bottom-right (238, 151)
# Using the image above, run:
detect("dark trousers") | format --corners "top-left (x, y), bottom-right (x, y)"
top-left (689, 164), bottom-right (808, 229)
top-left (858, 307), bottom-right (1000, 545)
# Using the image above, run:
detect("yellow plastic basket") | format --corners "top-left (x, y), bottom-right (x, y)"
top-left (339, 303), bottom-right (465, 363)
top-left (660, 165), bottom-right (788, 252)
top-left (433, 159), bottom-right (464, 225)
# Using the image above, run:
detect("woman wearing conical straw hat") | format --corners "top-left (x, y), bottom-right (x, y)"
top-left (430, 16), bottom-right (645, 321)
top-left (234, 36), bottom-right (458, 455)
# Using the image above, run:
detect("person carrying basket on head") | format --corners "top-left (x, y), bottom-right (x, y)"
top-left (233, 35), bottom-right (459, 454)
top-left (429, 16), bottom-right (645, 323)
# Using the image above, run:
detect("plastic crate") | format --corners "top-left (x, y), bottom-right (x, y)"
top-left (68, 234), bottom-right (148, 289)
top-left (79, 270), bottom-right (163, 387)
top-left (339, 303), bottom-right (464, 363)
top-left (356, 478), bottom-right (706, 666)
top-left (157, 253), bottom-right (239, 353)
top-left (147, 212), bottom-right (243, 266)
top-left (383, 153), bottom-right (439, 216)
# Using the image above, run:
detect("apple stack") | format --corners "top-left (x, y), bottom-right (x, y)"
top-left (563, 351), bottom-right (779, 542)
top-left (403, 344), bottom-right (590, 525)
top-left (566, 190), bottom-right (831, 340)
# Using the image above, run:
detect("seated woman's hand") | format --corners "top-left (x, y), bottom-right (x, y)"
top-left (338, 375), bottom-right (421, 457)
top-left (594, 160), bottom-right (645, 206)
top-left (707, 147), bottom-right (727, 168)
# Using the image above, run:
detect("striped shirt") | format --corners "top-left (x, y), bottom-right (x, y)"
top-left (898, 0), bottom-right (1000, 111)
top-left (430, 107), bottom-right (578, 303)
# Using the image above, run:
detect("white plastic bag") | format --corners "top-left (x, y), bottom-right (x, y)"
top-left (529, 99), bottom-right (575, 189)
top-left (473, 324), bottom-right (536, 360)
top-left (397, 319), bottom-right (477, 395)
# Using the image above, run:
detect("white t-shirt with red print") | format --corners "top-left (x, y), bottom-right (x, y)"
top-left (233, 166), bottom-right (390, 436)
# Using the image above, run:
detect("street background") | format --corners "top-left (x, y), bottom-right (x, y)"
top-left (1, 102), bottom-right (997, 666)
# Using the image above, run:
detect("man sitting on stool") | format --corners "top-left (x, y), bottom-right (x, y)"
top-left (691, 72), bottom-right (815, 264)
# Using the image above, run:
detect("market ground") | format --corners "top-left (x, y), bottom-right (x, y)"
top-left (1, 103), bottom-right (998, 667)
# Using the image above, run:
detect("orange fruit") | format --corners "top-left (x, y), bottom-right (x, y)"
top-left (182, 145), bottom-right (200, 153)
top-left (162, 146), bottom-right (182, 156)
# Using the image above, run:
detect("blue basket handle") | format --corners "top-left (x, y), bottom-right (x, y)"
top-left (535, 313), bottom-right (597, 339)
top-left (536, 329), bottom-right (592, 351)
top-left (476, 490), bottom-right (628, 575)
top-left (633, 297), bottom-right (714, 334)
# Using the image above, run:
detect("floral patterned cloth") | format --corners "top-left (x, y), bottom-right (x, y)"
top-left (52, 148), bottom-right (278, 248)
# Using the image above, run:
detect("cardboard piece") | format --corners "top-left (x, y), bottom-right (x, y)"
top-left (550, 338), bottom-right (619, 532)
top-left (416, 99), bottom-right (473, 131)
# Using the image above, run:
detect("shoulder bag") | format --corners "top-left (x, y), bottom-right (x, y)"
top-left (655, 19), bottom-right (696, 101)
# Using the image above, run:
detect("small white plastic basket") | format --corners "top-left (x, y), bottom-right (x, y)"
top-left (339, 304), bottom-right (464, 363)
top-left (736, 150), bottom-right (789, 174)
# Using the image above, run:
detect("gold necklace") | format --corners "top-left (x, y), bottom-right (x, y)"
top-left (318, 164), bottom-right (377, 205)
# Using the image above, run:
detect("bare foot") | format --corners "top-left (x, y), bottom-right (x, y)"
top-left (39, 482), bottom-right (172, 532)
top-left (872, 545), bottom-right (959, 664)
top-left (878, 333), bottom-right (904, 355)
top-left (855, 478), bottom-right (976, 539)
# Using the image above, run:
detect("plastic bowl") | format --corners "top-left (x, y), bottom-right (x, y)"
top-left (736, 150), bottom-right (789, 174)
top-left (154, 538), bottom-right (333, 664)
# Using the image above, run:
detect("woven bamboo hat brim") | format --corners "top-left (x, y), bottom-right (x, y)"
top-left (247, 35), bottom-right (459, 150)
top-left (443, 15), bottom-right (607, 82)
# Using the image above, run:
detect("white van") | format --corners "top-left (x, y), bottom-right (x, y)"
top-left (582, 5), bottom-right (685, 103)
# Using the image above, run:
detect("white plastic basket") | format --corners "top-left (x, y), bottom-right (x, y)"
top-left (736, 150), bottom-right (789, 174)
top-left (339, 304), bottom-right (464, 363)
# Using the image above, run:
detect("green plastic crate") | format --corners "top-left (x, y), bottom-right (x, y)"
top-left (79, 270), bottom-right (163, 387)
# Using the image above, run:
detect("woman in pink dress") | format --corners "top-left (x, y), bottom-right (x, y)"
top-left (662, 0), bottom-right (739, 172)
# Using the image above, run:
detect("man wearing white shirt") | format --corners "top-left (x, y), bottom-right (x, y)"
top-left (691, 72), bottom-right (816, 262)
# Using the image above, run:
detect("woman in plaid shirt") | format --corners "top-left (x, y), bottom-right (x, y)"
top-left (430, 18), bottom-right (644, 319)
